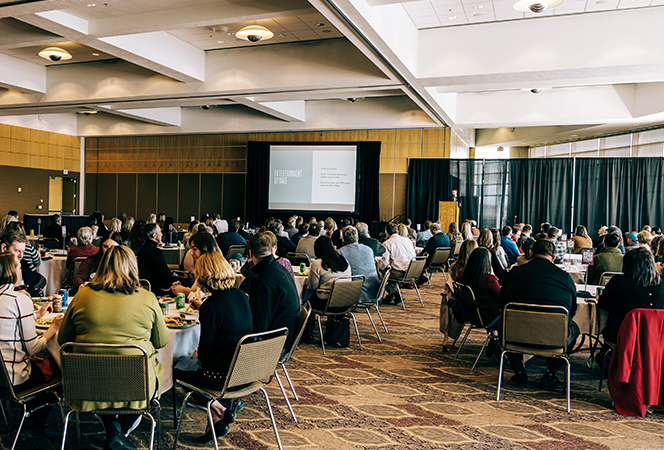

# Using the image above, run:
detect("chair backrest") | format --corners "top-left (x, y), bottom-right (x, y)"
top-left (501, 303), bottom-right (569, 356)
top-left (280, 303), bottom-right (313, 363)
top-left (225, 328), bottom-right (289, 390)
top-left (0, 356), bottom-right (19, 402)
top-left (452, 241), bottom-right (463, 257)
top-left (226, 245), bottom-right (246, 260)
top-left (327, 276), bottom-right (365, 310)
top-left (72, 257), bottom-right (87, 276)
top-left (374, 266), bottom-right (392, 302)
top-left (429, 247), bottom-right (452, 269)
top-left (287, 252), bottom-right (310, 267)
top-left (42, 238), bottom-right (60, 250)
top-left (402, 256), bottom-right (428, 282)
top-left (600, 272), bottom-right (622, 286)
top-left (60, 343), bottom-right (150, 410)
top-left (139, 279), bottom-right (151, 291)
top-left (452, 282), bottom-right (483, 327)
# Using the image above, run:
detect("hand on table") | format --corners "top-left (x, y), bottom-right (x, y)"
top-left (35, 302), bottom-right (53, 319)
top-left (49, 314), bottom-right (64, 331)
top-left (171, 282), bottom-right (191, 296)
top-left (189, 297), bottom-right (202, 310)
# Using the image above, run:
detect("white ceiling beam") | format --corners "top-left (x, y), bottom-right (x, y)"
top-left (96, 105), bottom-right (182, 126)
top-left (17, 12), bottom-right (206, 82)
top-left (232, 98), bottom-right (305, 122)
top-left (0, 53), bottom-right (45, 94)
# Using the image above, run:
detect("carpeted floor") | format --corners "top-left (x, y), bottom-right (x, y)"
top-left (4, 271), bottom-right (664, 449)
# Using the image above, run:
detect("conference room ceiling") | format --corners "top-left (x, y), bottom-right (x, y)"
top-left (1, 0), bottom-right (663, 149)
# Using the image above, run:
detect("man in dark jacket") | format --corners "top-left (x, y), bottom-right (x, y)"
top-left (356, 222), bottom-right (385, 257)
top-left (215, 219), bottom-right (248, 259)
top-left (269, 222), bottom-right (296, 258)
top-left (420, 223), bottom-right (450, 265)
top-left (240, 232), bottom-right (300, 350)
top-left (137, 223), bottom-right (173, 294)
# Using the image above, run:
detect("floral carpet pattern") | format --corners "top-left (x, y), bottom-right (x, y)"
top-left (4, 272), bottom-right (664, 449)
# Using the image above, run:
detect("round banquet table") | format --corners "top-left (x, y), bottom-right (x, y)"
top-left (38, 254), bottom-right (67, 296)
top-left (158, 324), bottom-right (201, 393)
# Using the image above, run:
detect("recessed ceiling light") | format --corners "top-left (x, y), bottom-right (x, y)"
top-left (236, 25), bottom-right (274, 42)
top-left (315, 22), bottom-right (325, 27)
top-left (38, 47), bottom-right (72, 62)
top-left (227, 32), bottom-right (235, 36)
top-left (448, 15), bottom-right (457, 19)
top-left (278, 33), bottom-right (286, 38)
top-left (472, 5), bottom-right (484, 9)
top-left (92, 52), bottom-right (99, 56)
top-left (514, 0), bottom-right (565, 13)
top-left (87, 3), bottom-right (95, 6)
top-left (216, 40), bottom-right (224, 44)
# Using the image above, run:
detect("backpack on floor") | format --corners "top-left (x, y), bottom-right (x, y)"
top-left (324, 315), bottom-right (351, 347)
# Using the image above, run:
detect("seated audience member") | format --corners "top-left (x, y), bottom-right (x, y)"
top-left (295, 223), bottom-right (319, 259)
top-left (0, 214), bottom-right (17, 235)
top-left (331, 219), bottom-right (350, 249)
top-left (587, 232), bottom-right (624, 285)
top-left (534, 222), bottom-right (551, 241)
top-left (216, 219), bottom-right (248, 259)
top-left (137, 223), bottom-right (174, 293)
top-left (596, 226), bottom-right (626, 255)
top-left (240, 231), bottom-right (294, 282)
top-left (516, 237), bottom-right (536, 265)
top-left (291, 223), bottom-right (308, 245)
top-left (492, 228), bottom-right (509, 269)
top-left (173, 252), bottom-right (253, 441)
top-left (469, 220), bottom-right (480, 238)
top-left (449, 240), bottom-right (478, 281)
top-left (4, 221), bottom-right (41, 272)
top-left (478, 229), bottom-right (508, 283)
top-left (416, 220), bottom-right (433, 246)
top-left (420, 223), bottom-right (451, 264)
top-left (172, 232), bottom-right (221, 302)
top-left (625, 232), bottom-right (638, 251)
top-left (323, 217), bottom-right (337, 238)
top-left (126, 219), bottom-right (147, 250)
top-left (500, 226), bottom-right (522, 266)
top-left (90, 211), bottom-right (108, 236)
top-left (269, 222), bottom-right (296, 258)
top-left (404, 218), bottom-right (417, 241)
top-left (162, 217), bottom-right (176, 243)
top-left (121, 216), bottom-right (134, 241)
top-left (461, 247), bottom-right (501, 327)
top-left (284, 216), bottom-right (299, 239)
top-left (599, 247), bottom-right (664, 344)
top-left (398, 223), bottom-right (410, 240)
top-left (546, 227), bottom-right (567, 264)
top-left (147, 213), bottom-right (157, 224)
top-left (460, 221), bottom-right (474, 241)
top-left (239, 232), bottom-right (300, 351)
top-left (357, 222), bottom-right (386, 257)
top-left (66, 226), bottom-right (98, 270)
top-left (59, 246), bottom-right (169, 450)
top-left (499, 239), bottom-right (579, 390)
top-left (381, 222), bottom-right (416, 304)
top-left (653, 226), bottom-right (662, 236)
top-left (109, 217), bottom-right (122, 233)
top-left (448, 222), bottom-right (463, 244)
top-left (571, 225), bottom-right (593, 254)
top-left (71, 231), bottom-right (123, 294)
top-left (650, 235), bottom-right (662, 256)
top-left (1, 230), bottom-right (44, 296)
top-left (637, 230), bottom-right (653, 249)
top-left (338, 226), bottom-right (380, 303)
top-left (521, 224), bottom-right (533, 238)
top-left (182, 220), bottom-right (199, 248)
top-left (43, 213), bottom-right (64, 246)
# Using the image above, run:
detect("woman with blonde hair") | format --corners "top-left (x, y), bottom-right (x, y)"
top-left (58, 246), bottom-right (169, 450)
top-left (461, 222), bottom-right (474, 241)
top-left (571, 225), bottom-right (593, 254)
top-left (448, 222), bottom-right (463, 243)
top-left (478, 229), bottom-right (508, 282)
top-left (449, 239), bottom-right (478, 281)
top-left (109, 217), bottom-right (122, 233)
top-left (173, 252), bottom-right (253, 441)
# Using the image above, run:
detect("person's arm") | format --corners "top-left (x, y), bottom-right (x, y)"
top-left (57, 296), bottom-right (78, 345)
top-left (486, 274), bottom-right (501, 301)
top-left (150, 295), bottom-right (170, 349)
top-left (196, 301), bottom-right (217, 361)
top-left (598, 276), bottom-right (619, 312)
top-left (307, 261), bottom-right (322, 291)
top-left (16, 294), bottom-right (52, 355)
top-left (24, 244), bottom-right (41, 269)
top-left (490, 250), bottom-right (508, 280)
top-left (72, 257), bottom-right (93, 293)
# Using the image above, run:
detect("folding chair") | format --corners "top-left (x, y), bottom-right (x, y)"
top-left (139, 279), bottom-right (152, 292)
top-left (599, 272), bottom-right (622, 286)
top-left (226, 245), bottom-right (246, 261)
top-left (388, 256), bottom-right (427, 309)
top-left (287, 252), bottom-right (311, 267)
top-left (60, 342), bottom-right (161, 450)
top-left (353, 267), bottom-right (391, 339)
top-left (424, 247), bottom-right (452, 287)
top-left (173, 328), bottom-right (289, 450)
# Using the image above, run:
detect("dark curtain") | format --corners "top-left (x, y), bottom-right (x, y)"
top-left (450, 160), bottom-right (481, 225)
top-left (357, 141), bottom-right (381, 223)
top-left (406, 159), bottom-right (451, 224)
top-left (245, 141), bottom-right (270, 226)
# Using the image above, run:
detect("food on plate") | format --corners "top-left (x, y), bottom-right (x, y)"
top-left (181, 305), bottom-right (199, 314)
top-left (35, 317), bottom-right (53, 326)
top-left (158, 296), bottom-right (175, 304)
top-left (164, 313), bottom-right (196, 327)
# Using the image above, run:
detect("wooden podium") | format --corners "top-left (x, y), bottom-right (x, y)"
top-left (438, 201), bottom-right (459, 232)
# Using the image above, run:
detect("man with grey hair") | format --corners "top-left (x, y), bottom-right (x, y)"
top-left (339, 226), bottom-right (381, 303)
top-left (269, 222), bottom-right (296, 257)
top-left (66, 226), bottom-right (98, 270)
top-left (420, 222), bottom-right (450, 264)
top-left (137, 223), bottom-right (173, 293)
top-left (284, 216), bottom-right (299, 239)
top-left (356, 222), bottom-right (386, 257)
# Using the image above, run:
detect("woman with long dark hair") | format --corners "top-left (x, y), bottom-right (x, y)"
top-left (571, 225), bottom-right (593, 254)
top-left (460, 247), bottom-right (501, 326)
top-left (478, 228), bottom-right (508, 283)
top-left (449, 239), bottom-right (478, 281)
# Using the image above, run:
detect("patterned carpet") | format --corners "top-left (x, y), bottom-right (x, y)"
top-left (4, 271), bottom-right (664, 449)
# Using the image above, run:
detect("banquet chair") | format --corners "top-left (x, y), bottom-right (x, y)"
top-left (42, 237), bottom-right (60, 250)
top-left (173, 328), bottom-right (289, 450)
top-left (496, 303), bottom-right (572, 412)
top-left (59, 342), bottom-right (161, 450)
top-left (452, 241), bottom-right (463, 257)
top-left (424, 247), bottom-right (452, 286)
top-left (311, 276), bottom-right (365, 355)
top-left (599, 272), bottom-right (622, 286)
top-left (353, 267), bottom-right (391, 339)
top-left (226, 245), bottom-right (246, 261)
top-left (452, 282), bottom-right (500, 371)
top-left (139, 279), bottom-right (152, 292)
top-left (388, 256), bottom-right (427, 309)
top-left (598, 341), bottom-right (615, 392)
top-left (63, 256), bottom-right (87, 289)
top-left (287, 252), bottom-right (311, 267)
top-left (274, 303), bottom-right (312, 422)
top-left (0, 358), bottom-right (63, 450)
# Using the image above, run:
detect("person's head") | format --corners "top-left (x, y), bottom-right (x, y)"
top-left (404, 218), bottom-right (412, 227)
top-left (189, 231), bottom-right (220, 262)
top-left (92, 211), bottom-right (104, 225)
top-left (477, 229), bottom-right (493, 249)
top-left (7, 210), bottom-right (18, 218)
top-left (88, 245), bottom-right (139, 295)
top-left (623, 246), bottom-right (660, 287)
top-left (430, 222), bottom-right (442, 233)
top-left (460, 222), bottom-right (473, 240)
top-left (448, 222), bottom-right (458, 235)
top-left (195, 252), bottom-right (236, 294)
top-left (0, 214), bottom-right (18, 235)
top-left (51, 213), bottom-right (62, 226)
top-left (147, 213), bottom-right (157, 224)
top-left (355, 222), bottom-right (369, 237)
top-left (187, 220), bottom-right (199, 234)
top-left (521, 237), bottom-right (536, 259)
top-left (643, 225), bottom-right (652, 233)
top-left (0, 252), bottom-right (20, 285)
top-left (309, 223), bottom-right (320, 237)
top-left (269, 222), bottom-right (284, 237)
top-left (0, 230), bottom-right (26, 261)
top-left (77, 226), bottom-right (93, 246)
top-left (90, 225), bottom-right (98, 238)
top-left (462, 247), bottom-right (493, 289)
top-left (531, 239), bottom-right (556, 260)
top-left (4, 221), bottom-right (26, 238)
top-left (540, 222), bottom-right (551, 234)
top-left (627, 232), bottom-right (638, 245)
top-left (604, 232), bottom-right (621, 248)
top-left (456, 239), bottom-right (478, 267)
top-left (490, 228), bottom-right (501, 250)
top-left (501, 226), bottom-right (512, 237)
top-left (522, 224), bottom-right (532, 235)
top-left (249, 232), bottom-right (276, 260)
top-left (607, 225), bottom-right (621, 236)
top-left (313, 236), bottom-right (348, 272)
top-left (122, 217), bottom-right (135, 233)
top-left (342, 225), bottom-right (359, 245)
top-left (263, 217), bottom-right (275, 229)
top-left (324, 217), bottom-right (337, 233)
top-left (546, 227), bottom-right (560, 240)
top-left (397, 224), bottom-right (408, 237)
top-left (299, 223), bottom-right (310, 236)
top-left (109, 218), bottom-right (122, 233)
top-left (144, 223), bottom-right (161, 242)
top-left (229, 219), bottom-right (241, 233)
top-left (157, 213), bottom-right (166, 224)
top-left (100, 231), bottom-right (123, 256)
top-left (386, 223), bottom-right (399, 236)
top-left (574, 225), bottom-right (589, 239)
top-left (287, 216), bottom-right (296, 227)
top-left (637, 230), bottom-right (652, 246)
top-left (653, 227), bottom-right (662, 236)
top-left (651, 235), bottom-right (664, 255)
top-left (598, 225), bottom-right (607, 235)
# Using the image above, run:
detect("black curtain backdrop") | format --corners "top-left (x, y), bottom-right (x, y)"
top-left (244, 141), bottom-right (381, 227)
top-left (406, 159), bottom-right (450, 225)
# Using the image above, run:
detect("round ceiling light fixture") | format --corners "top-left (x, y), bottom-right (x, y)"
top-left (514, 0), bottom-right (564, 13)
top-left (38, 47), bottom-right (72, 62)
top-left (236, 25), bottom-right (274, 42)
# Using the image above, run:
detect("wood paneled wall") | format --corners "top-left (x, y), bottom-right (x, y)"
top-left (86, 128), bottom-right (452, 223)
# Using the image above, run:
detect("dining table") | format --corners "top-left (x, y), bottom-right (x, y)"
top-left (38, 252), bottom-right (68, 296)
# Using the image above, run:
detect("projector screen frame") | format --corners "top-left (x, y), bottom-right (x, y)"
top-left (266, 141), bottom-right (361, 216)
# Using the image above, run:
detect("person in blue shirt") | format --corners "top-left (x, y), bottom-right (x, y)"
top-left (500, 226), bottom-right (522, 266)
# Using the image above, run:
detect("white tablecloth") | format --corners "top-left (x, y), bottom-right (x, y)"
top-left (562, 253), bottom-right (582, 262)
top-left (557, 264), bottom-right (586, 284)
top-left (38, 255), bottom-right (67, 296)
top-left (574, 284), bottom-right (608, 336)
top-left (158, 325), bottom-right (201, 393)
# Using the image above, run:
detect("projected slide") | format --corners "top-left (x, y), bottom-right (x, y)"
top-left (268, 145), bottom-right (357, 212)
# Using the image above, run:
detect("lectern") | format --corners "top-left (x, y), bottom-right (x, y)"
top-left (438, 201), bottom-right (459, 232)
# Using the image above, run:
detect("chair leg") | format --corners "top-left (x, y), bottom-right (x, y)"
top-left (496, 351), bottom-right (506, 401)
top-left (349, 312), bottom-right (363, 350)
top-left (173, 391), bottom-right (193, 450)
top-left (172, 382), bottom-right (178, 429)
top-left (426, 269), bottom-right (432, 287)
top-left (364, 308), bottom-right (381, 341)
top-left (206, 400), bottom-right (220, 450)
top-left (317, 315), bottom-right (326, 356)
top-left (274, 369), bottom-right (297, 422)
top-left (60, 409), bottom-right (75, 450)
top-left (145, 412), bottom-right (156, 450)
top-left (598, 349), bottom-right (611, 392)
top-left (374, 305), bottom-right (389, 333)
top-left (396, 284), bottom-right (405, 310)
top-left (75, 412), bottom-right (81, 450)
top-left (0, 401), bottom-right (7, 426)
top-left (566, 359), bottom-right (572, 413)
top-left (259, 387), bottom-right (283, 450)
top-left (281, 364), bottom-right (299, 401)
top-left (413, 283), bottom-right (424, 307)
top-left (471, 335), bottom-right (491, 371)
top-left (10, 404), bottom-right (28, 450)
top-left (454, 325), bottom-right (473, 358)
top-left (153, 399), bottom-right (161, 450)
